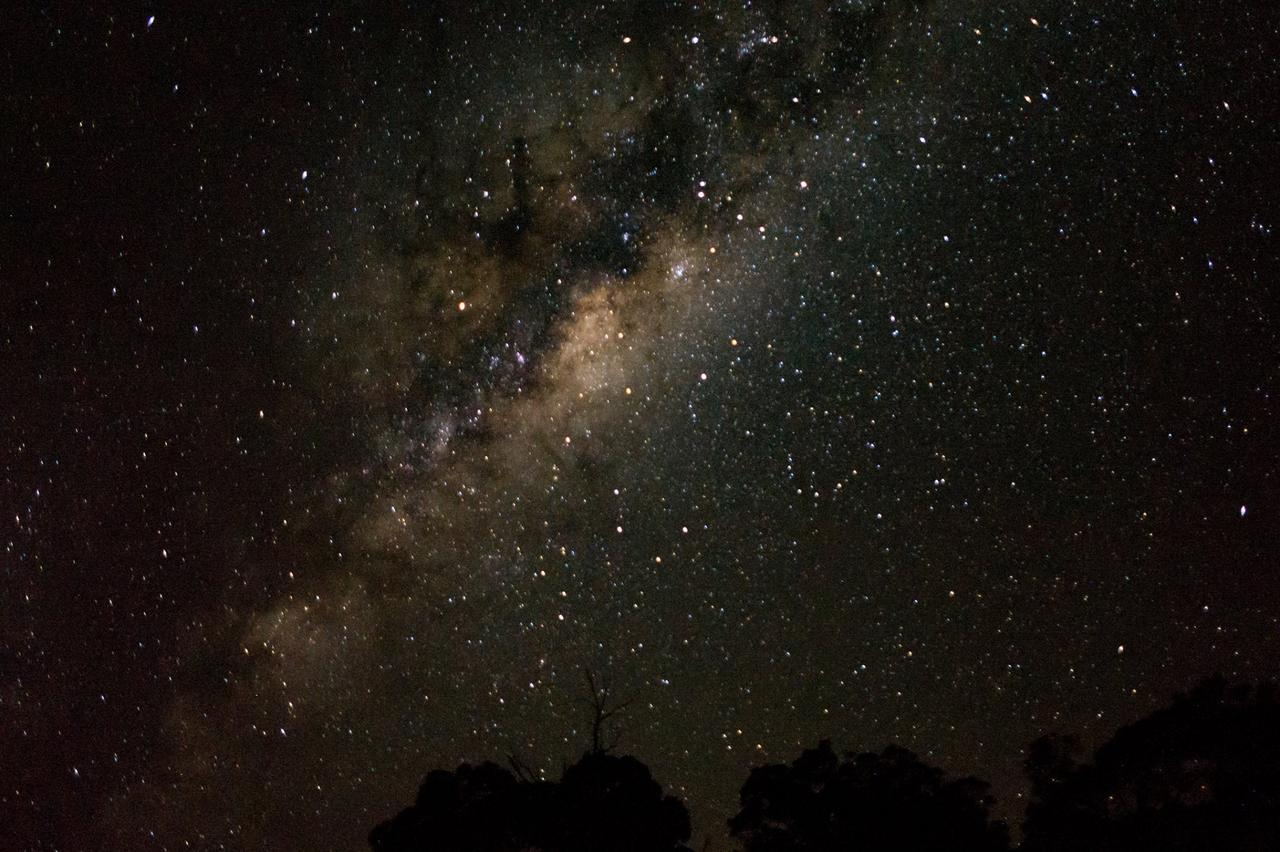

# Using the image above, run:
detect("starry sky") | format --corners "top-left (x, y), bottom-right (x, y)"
top-left (4, 2), bottom-right (1279, 849)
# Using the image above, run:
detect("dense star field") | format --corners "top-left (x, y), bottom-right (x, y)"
top-left (4, 2), bottom-right (1279, 849)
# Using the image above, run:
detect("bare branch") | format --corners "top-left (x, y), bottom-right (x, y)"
top-left (583, 668), bottom-right (631, 754)
top-left (507, 753), bottom-right (539, 783)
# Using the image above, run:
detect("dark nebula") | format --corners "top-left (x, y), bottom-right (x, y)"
top-left (4, 2), bottom-right (1279, 849)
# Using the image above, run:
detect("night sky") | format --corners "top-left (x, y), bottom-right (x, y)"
top-left (5, 2), bottom-right (1279, 849)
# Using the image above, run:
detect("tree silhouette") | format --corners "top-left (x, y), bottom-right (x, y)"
top-left (371, 677), bottom-right (1280, 851)
top-left (583, 669), bottom-right (633, 755)
top-left (554, 751), bottom-right (692, 852)
top-left (368, 761), bottom-right (547, 852)
top-left (729, 741), bottom-right (1009, 852)
top-left (369, 752), bottom-right (691, 851)
top-left (1022, 676), bottom-right (1280, 852)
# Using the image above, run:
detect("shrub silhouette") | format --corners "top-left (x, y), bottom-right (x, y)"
top-left (1022, 676), bottom-right (1280, 851)
top-left (729, 741), bottom-right (1010, 852)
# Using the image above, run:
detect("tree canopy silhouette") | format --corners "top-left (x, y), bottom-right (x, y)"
top-left (728, 740), bottom-right (1010, 852)
top-left (370, 676), bottom-right (1279, 851)
top-left (1022, 676), bottom-right (1280, 852)
top-left (369, 751), bottom-right (692, 852)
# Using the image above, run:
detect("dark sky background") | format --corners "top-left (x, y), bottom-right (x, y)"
top-left (4, 2), bottom-right (1279, 849)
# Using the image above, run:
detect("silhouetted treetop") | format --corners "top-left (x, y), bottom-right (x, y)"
top-left (729, 740), bottom-right (1009, 852)
top-left (370, 751), bottom-right (691, 852)
top-left (1023, 676), bottom-right (1280, 852)
top-left (372, 677), bottom-right (1279, 851)
top-left (556, 752), bottom-right (691, 852)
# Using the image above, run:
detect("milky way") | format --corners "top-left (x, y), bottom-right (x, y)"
top-left (6, 2), bottom-right (1279, 849)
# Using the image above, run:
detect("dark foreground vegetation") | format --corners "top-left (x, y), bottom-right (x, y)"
top-left (371, 676), bottom-right (1280, 850)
